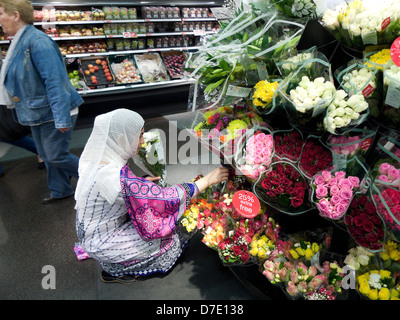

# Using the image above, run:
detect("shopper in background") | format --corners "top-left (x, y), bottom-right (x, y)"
top-left (75, 109), bottom-right (229, 283)
top-left (0, 0), bottom-right (84, 203)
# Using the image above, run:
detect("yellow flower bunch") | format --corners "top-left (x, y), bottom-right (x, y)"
top-left (289, 241), bottom-right (320, 260)
top-left (357, 270), bottom-right (399, 300)
top-left (181, 204), bottom-right (200, 233)
top-left (250, 233), bottom-right (276, 260)
top-left (225, 119), bottom-right (248, 141)
top-left (366, 49), bottom-right (391, 70)
top-left (379, 240), bottom-right (400, 261)
top-left (252, 80), bottom-right (279, 109)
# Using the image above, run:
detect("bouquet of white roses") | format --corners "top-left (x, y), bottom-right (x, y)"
top-left (336, 62), bottom-right (380, 118)
top-left (135, 130), bottom-right (167, 187)
top-left (324, 89), bottom-right (369, 134)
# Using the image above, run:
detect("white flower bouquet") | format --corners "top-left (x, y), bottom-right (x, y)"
top-left (336, 62), bottom-right (380, 118)
top-left (381, 63), bottom-right (400, 129)
top-left (320, 0), bottom-right (400, 51)
top-left (279, 59), bottom-right (336, 131)
top-left (135, 130), bottom-right (167, 187)
top-left (323, 89), bottom-right (369, 135)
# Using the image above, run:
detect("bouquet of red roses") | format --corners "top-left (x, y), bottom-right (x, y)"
top-left (299, 137), bottom-right (333, 179)
top-left (345, 194), bottom-right (385, 252)
top-left (254, 161), bottom-right (312, 215)
top-left (273, 129), bottom-right (304, 163)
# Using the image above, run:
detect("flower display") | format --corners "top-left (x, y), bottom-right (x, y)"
top-left (312, 170), bottom-right (360, 220)
top-left (278, 51), bottom-right (313, 76)
top-left (306, 287), bottom-right (336, 300)
top-left (327, 133), bottom-right (372, 160)
top-left (288, 76), bottom-right (336, 113)
top-left (340, 67), bottom-right (377, 96)
top-left (257, 162), bottom-right (309, 211)
top-left (251, 80), bottom-right (279, 111)
top-left (345, 194), bottom-right (385, 251)
top-left (366, 48), bottom-right (392, 70)
top-left (249, 217), bottom-right (281, 261)
top-left (379, 240), bottom-right (400, 272)
top-left (375, 163), bottom-right (400, 185)
top-left (298, 139), bottom-right (333, 178)
top-left (357, 269), bottom-right (400, 300)
top-left (262, 259), bottom-right (292, 285)
top-left (237, 132), bottom-right (274, 180)
top-left (287, 240), bottom-right (321, 261)
top-left (180, 202), bottom-right (201, 234)
top-left (324, 90), bottom-right (368, 134)
top-left (192, 106), bottom-right (234, 136)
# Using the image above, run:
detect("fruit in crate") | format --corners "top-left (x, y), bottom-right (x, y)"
top-left (68, 69), bottom-right (84, 89)
top-left (111, 59), bottom-right (142, 84)
top-left (163, 53), bottom-right (186, 78)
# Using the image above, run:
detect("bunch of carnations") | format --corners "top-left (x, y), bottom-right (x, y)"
top-left (345, 194), bottom-right (385, 251)
top-left (259, 162), bottom-right (308, 209)
top-left (274, 130), bottom-right (303, 162)
top-left (238, 132), bottom-right (274, 180)
top-left (312, 170), bottom-right (360, 220)
top-left (218, 218), bottom-right (266, 265)
top-left (299, 139), bottom-right (333, 178)
top-left (372, 187), bottom-right (400, 235)
top-left (357, 269), bottom-right (400, 300)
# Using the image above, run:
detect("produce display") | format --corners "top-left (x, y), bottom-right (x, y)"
top-left (79, 57), bottom-right (114, 87)
top-left (68, 69), bottom-right (85, 90)
top-left (108, 55), bottom-right (143, 84)
top-left (134, 53), bottom-right (170, 83)
top-left (161, 51), bottom-right (187, 79)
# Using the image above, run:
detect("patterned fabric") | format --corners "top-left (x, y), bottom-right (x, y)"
top-left (120, 164), bottom-right (189, 241)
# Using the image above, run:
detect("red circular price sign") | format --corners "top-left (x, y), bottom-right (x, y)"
top-left (390, 36), bottom-right (400, 67)
top-left (232, 190), bottom-right (260, 218)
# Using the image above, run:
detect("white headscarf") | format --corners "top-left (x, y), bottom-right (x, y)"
top-left (75, 108), bottom-right (145, 208)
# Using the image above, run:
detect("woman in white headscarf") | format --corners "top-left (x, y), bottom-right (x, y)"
top-left (75, 109), bottom-right (229, 283)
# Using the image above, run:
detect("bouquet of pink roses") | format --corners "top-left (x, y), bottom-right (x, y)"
top-left (235, 130), bottom-right (274, 181)
top-left (311, 170), bottom-right (360, 220)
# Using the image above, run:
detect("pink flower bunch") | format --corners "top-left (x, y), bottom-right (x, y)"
top-left (373, 188), bottom-right (400, 232)
top-left (285, 262), bottom-right (321, 298)
top-left (239, 132), bottom-right (274, 180)
top-left (306, 287), bottom-right (336, 300)
top-left (376, 163), bottom-right (400, 185)
top-left (262, 259), bottom-right (293, 285)
top-left (329, 135), bottom-right (362, 156)
top-left (313, 170), bottom-right (360, 220)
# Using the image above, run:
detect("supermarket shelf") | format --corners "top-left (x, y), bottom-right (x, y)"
top-left (77, 78), bottom-right (195, 97)
top-left (64, 46), bottom-right (201, 58)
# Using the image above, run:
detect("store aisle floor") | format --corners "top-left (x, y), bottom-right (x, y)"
top-left (0, 111), bottom-right (258, 300)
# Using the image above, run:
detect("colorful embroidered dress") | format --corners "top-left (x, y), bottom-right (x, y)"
top-left (76, 164), bottom-right (198, 277)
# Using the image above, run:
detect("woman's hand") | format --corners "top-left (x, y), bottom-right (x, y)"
top-left (195, 167), bottom-right (230, 193)
top-left (145, 176), bottom-right (161, 182)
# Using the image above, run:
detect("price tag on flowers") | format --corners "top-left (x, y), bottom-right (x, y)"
top-left (232, 190), bottom-right (260, 218)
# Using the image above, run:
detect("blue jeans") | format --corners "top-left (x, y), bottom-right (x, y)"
top-left (0, 136), bottom-right (38, 173)
top-left (30, 115), bottom-right (79, 198)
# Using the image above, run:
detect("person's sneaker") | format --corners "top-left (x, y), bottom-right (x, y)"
top-left (100, 271), bottom-right (139, 284)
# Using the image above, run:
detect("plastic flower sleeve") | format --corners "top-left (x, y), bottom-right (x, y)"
top-left (381, 62), bottom-right (400, 130)
top-left (233, 125), bottom-right (275, 182)
top-left (253, 160), bottom-right (313, 216)
top-left (335, 60), bottom-right (381, 118)
top-left (278, 57), bottom-right (336, 133)
top-left (274, 46), bottom-right (318, 79)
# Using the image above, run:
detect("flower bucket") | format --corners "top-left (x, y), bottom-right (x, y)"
top-left (253, 160), bottom-right (313, 216)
